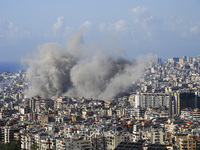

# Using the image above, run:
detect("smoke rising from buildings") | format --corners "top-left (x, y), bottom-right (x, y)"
top-left (25, 31), bottom-right (155, 100)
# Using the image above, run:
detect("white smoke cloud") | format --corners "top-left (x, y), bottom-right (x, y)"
top-left (0, 18), bottom-right (30, 40)
top-left (53, 16), bottom-right (64, 31)
top-left (82, 21), bottom-right (92, 29)
top-left (112, 19), bottom-right (126, 32)
top-left (190, 26), bottom-right (199, 33)
top-left (129, 6), bottom-right (149, 25)
top-left (129, 6), bottom-right (148, 15)
top-left (25, 31), bottom-right (155, 100)
top-left (98, 20), bottom-right (126, 33)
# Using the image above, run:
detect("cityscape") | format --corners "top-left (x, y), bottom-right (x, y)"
top-left (0, 55), bottom-right (199, 150)
top-left (1, 1), bottom-right (200, 150)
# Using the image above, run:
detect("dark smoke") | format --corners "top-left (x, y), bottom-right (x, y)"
top-left (25, 31), bottom-right (155, 100)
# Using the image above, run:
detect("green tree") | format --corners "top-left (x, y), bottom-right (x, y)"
top-left (0, 140), bottom-right (21, 150)
top-left (31, 142), bottom-right (39, 150)
top-left (10, 140), bottom-right (21, 150)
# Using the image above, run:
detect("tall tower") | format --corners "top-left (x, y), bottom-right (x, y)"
top-left (175, 91), bottom-right (196, 115)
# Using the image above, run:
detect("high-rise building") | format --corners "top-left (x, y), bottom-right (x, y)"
top-left (183, 56), bottom-right (187, 62)
top-left (197, 55), bottom-right (200, 61)
top-left (0, 126), bottom-right (14, 143)
top-left (157, 58), bottom-right (162, 64)
top-left (135, 93), bottom-right (172, 118)
top-left (150, 126), bottom-right (165, 144)
top-left (179, 58), bottom-right (184, 64)
top-left (174, 91), bottom-right (198, 115)
top-left (105, 131), bottom-right (129, 150)
top-left (29, 97), bottom-right (39, 112)
top-left (174, 133), bottom-right (200, 150)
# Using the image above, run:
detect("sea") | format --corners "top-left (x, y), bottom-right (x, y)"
top-left (0, 61), bottom-right (26, 73)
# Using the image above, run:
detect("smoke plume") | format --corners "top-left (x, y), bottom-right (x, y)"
top-left (25, 31), bottom-right (155, 100)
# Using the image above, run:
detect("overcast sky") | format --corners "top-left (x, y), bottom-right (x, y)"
top-left (0, 0), bottom-right (200, 61)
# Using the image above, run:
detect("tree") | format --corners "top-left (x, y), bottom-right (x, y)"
top-left (10, 140), bottom-right (21, 150)
top-left (31, 142), bottom-right (39, 150)
top-left (0, 140), bottom-right (21, 150)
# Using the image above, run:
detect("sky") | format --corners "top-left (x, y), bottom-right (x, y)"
top-left (0, 0), bottom-right (200, 61)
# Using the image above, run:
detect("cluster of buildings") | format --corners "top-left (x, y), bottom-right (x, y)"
top-left (0, 55), bottom-right (199, 150)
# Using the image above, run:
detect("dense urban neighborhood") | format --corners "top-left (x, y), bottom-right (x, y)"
top-left (0, 55), bottom-right (200, 150)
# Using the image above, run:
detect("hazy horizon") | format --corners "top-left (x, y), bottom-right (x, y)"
top-left (0, 1), bottom-right (200, 62)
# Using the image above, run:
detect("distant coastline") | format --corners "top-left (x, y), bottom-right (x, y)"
top-left (0, 61), bottom-right (25, 73)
